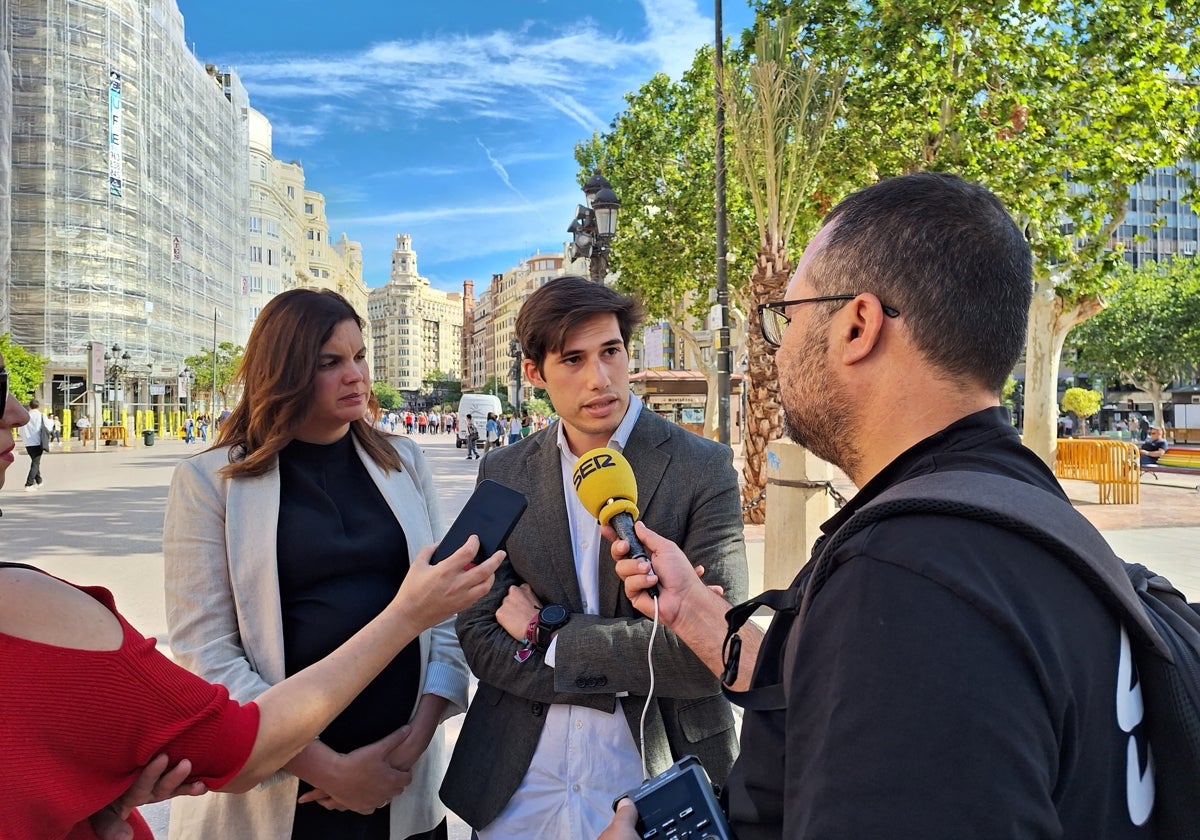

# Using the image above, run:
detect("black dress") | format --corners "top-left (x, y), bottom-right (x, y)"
top-left (276, 432), bottom-right (423, 840)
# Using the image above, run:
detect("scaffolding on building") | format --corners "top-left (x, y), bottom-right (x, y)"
top-left (4, 0), bottom-right (248, 429)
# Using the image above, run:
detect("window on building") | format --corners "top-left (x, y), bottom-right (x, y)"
top-left (249, 275), bottom-right (262, 292)
top-left (267, 249), bottom-right (276, 266)
top-left (287, 185), bottom-right (295, 199)
top-left (304, 202), bottom-right (314, 214)
top-left (249, 216), bottom-right (261, 233)
top-left (265, 219), bottom-right (279, 237)
top-left (307, 230), bottom-right (315, 240)
top-left (249, 245), bottom-right (262, 263)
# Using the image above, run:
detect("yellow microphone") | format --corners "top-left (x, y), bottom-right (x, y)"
top-left (572, 447), bottom-right (658, 598)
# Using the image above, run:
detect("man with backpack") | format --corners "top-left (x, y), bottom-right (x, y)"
top-left (603, 173), bottom-right (1190, 839)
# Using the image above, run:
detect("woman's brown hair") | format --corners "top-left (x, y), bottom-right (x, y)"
top-left (215, 288), bottom-right (401, 477)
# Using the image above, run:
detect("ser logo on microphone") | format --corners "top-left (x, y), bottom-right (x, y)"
top-left (572, 451), bottom-right (616, 491)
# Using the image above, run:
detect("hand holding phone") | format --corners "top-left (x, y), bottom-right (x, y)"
top-left (430, 479), bottom-right (528, 565)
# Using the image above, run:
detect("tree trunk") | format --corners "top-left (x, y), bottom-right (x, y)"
top-left (1022, 278), bottom-right (1104, 466)
top-left (741, 244), bottom-right (792, 524)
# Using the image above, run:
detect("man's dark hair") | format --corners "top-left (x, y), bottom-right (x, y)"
top-left (515, 275), bottom-right (644, 373)
top-left (813, 171), bottom-right (1032, 392)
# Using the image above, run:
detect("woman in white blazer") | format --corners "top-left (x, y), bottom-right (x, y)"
top-left (164, 289), bottom-right (470, 840)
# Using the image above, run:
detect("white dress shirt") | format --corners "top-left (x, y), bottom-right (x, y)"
top-left (479, 394), bottom-right (647, 840)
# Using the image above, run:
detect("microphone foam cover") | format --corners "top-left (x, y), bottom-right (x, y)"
top-left (572, 447), bottom-right (640, 526)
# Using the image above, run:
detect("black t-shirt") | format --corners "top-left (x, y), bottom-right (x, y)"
top-left (726, 408), bottom-right (1154, 839)
top-left (1141, 438), bottom-right (1168, 455)
top-left (276, 433), bottom-right (420, 838)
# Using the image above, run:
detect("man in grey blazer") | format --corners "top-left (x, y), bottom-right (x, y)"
top-left (440, 276), bottom-right (747, 837)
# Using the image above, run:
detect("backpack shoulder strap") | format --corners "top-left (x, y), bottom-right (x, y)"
top-left (841, 471), bottom-right (1171, 659)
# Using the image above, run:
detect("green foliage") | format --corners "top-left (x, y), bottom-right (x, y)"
top-left (421, 369), bottom-right (462, 409)
top-left (522, 397), bottom-right (554, 419)
top-left (1072, 257), bottom-right (1200, 391)
top-left (576, 47), bottom-right (758, 325)
top-left (0, 335), bottom-right (49, 403)
top-left (184, 341), bottom-right (244, 410)
top-left (762, 0), bottom-right (1200, 301)
top-left (373, 382), bottom-right (401, 411)
top-left (1062, 387), bottom-right (1102, 420)
top-left (1001, 376), bottom-right (1018, 409)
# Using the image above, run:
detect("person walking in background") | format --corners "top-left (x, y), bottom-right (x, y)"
top-left (484, 412), bottom-right (499, 451)
top-left (441, 276), bottom-right (746, 838)
top-left (519, 413), bottom-right (531, 438)
top-left (19, 398), bottom-right (46, 491)
top-left (464, 414), bottom-right (480, 460)
top-left (506, 414), bottom-right (521, 445)
top-left (164, 288), bottom-right (473, 840)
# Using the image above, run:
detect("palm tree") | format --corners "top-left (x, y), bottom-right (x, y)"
top-left (725, 14), bottom-right (844, 523)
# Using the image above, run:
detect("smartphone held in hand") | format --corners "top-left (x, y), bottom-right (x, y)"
top-left (430, 479), bottom-right (528, 565)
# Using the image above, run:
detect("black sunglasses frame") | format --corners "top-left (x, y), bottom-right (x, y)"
top-left (0, 368), bottom-right (7, 421)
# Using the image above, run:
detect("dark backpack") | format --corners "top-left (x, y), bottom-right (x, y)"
top-left (825, 472), bottom-right (1200, 838)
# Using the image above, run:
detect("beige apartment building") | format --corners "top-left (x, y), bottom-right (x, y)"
top-left (368, 234), bottom-right (462, 394)
top-left (246, 108), bottom-right (368, 341)
top-left (460, 250), bottom-right (581, 395)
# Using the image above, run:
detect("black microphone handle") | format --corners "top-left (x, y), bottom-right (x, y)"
top-left (611, 512), bottom-right (659, 598)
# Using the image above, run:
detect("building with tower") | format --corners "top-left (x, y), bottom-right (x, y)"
top-left (367, 234), bottom-right (462, 395)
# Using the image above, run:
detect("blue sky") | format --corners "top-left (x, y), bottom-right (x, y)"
top-left (176, 0), bottom-right (757, 293)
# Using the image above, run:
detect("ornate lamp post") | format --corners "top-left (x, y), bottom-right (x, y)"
top-left (567, 169), bottom-right (621, 283)
top-left (508, 338), bottom-right (523, 417)
top-left (179, 366), bottom-right (195, 422)
top-left (103, 344), bottom-right (131, 421)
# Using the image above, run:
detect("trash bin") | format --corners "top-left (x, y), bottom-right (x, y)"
top-left (142, 429), bottom-right (156, 446)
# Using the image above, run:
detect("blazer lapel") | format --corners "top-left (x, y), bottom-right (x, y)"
top-left (521, 432), bottom-right (585, 611)
top-left (225, 467), bottom-right (288, 684)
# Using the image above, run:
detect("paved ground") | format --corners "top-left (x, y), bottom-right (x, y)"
top-left (5, 432), bottom-right (1198, 837)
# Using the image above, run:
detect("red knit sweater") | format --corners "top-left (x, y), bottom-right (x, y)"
top-left (0, 580), bottom-right (259, 840)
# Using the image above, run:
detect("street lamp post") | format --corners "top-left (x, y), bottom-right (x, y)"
top-left (179, 366), bottom-right (195, 424)
top-left (508, 339), bottom-right (523, 418)
top-left (103, 344), bottom-right (131, 423)
top-left (567, 169), bottom-right (621, 283)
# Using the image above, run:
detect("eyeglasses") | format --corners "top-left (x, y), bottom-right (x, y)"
top-left (0, 368), bottom-right (7, 420)
top-left (757, 295), bottom-right (900, 348)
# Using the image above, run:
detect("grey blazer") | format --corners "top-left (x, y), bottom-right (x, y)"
top-left (164, 433), bottom-right (470, 840)
top-left (441, 407), bottom-right (747, 830)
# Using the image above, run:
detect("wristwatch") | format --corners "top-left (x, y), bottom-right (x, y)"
top-left (533, 604), bottom-right (570, 652)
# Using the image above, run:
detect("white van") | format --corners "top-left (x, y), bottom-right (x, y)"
top-left (456, 394), bottom-right (503, 448)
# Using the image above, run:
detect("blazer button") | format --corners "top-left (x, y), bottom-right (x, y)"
top-left (576, 677), bottom-right (588, 689)
top-left (597, 676), bottom-right (608, 687)
top-left (531, 702), bottom-right (544, 717)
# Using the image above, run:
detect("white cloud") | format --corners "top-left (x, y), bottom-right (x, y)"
top-left (227, 3), bottom-right (716, 139)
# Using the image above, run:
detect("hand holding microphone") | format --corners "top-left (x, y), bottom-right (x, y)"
top-left (572, 447), bottom-right (659, 599)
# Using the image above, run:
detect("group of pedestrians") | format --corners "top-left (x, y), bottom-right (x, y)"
top-left (0, 173), bottom-right (1173, 840)
top-left (181, 415), bottom-right (210, 444)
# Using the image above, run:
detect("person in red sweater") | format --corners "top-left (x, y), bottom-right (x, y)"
top-left (0, 351), bottom-right (502, 840)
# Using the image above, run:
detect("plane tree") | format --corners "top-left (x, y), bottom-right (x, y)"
top-left (761, 0), bottom-right (1200, 465)
top-left (1071, 256), bottom-right (1200, 429)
